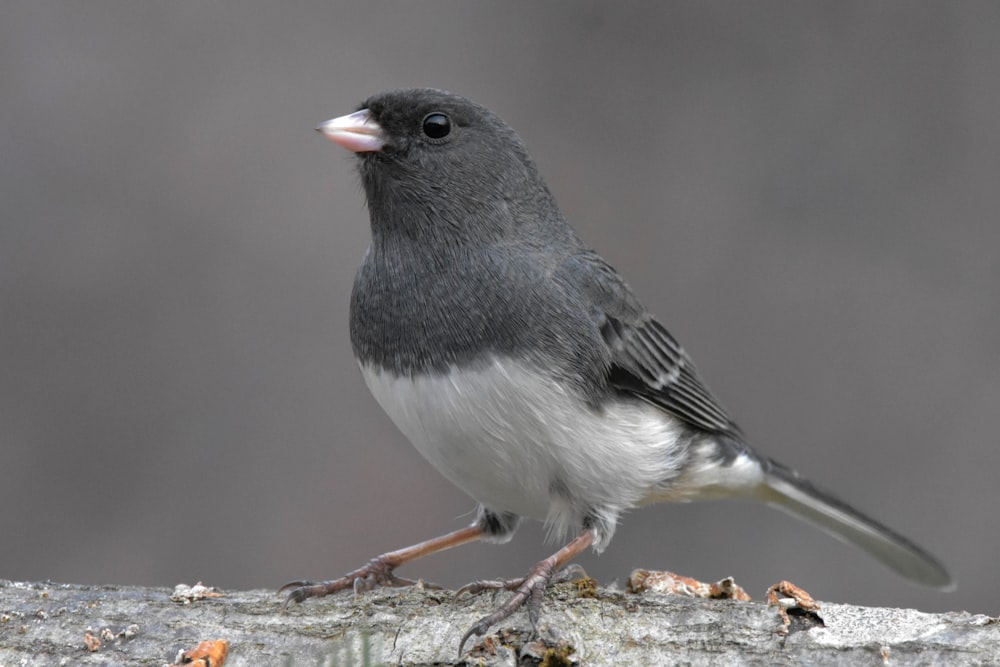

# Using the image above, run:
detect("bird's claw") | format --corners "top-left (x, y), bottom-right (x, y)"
top-left (456, 562), bottom-right (556, 657)
top-left (280, 555), bottom-right (428, 609)
top-left (455, 563), bottom-right (587, 601)
top-left (278, 580), bottom-right (319, 609)
top-left (455, 576), bottom-right (525, 599)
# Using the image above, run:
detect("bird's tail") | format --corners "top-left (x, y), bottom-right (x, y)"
top-left (758, 457), bottom-right (953, 590)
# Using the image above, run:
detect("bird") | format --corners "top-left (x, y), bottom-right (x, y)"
top-left (282, 88), bottom-right (952, 654)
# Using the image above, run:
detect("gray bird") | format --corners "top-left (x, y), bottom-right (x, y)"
top-left (283, 88), bottom-right (952, 653)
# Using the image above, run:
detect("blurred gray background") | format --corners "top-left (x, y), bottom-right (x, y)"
top-left (2, 2), bottom-right (997, 618)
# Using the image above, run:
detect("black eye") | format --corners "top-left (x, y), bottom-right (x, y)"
top-left (422, 113), bottom-right (451, 139)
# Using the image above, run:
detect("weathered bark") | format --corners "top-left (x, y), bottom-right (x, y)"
top-left (0, 578), bottom-right (996, 666)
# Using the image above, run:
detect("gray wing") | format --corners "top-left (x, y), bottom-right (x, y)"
top-left (603, 314), bottom-right (739, 435)
top-left (566, 252), bottom-right (741, 437)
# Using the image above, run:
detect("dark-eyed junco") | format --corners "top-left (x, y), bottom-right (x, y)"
top-left (284, 88), bottom-right (952, 653)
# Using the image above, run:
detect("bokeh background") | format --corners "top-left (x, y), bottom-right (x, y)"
top-left (3, 2), bottom-right (997, 618)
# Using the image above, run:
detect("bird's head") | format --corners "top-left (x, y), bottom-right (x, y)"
top-left (317, 88), bottom-right (558, 244)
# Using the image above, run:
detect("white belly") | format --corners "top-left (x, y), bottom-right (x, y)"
top-left (360, 356), bottom-right (691, 541)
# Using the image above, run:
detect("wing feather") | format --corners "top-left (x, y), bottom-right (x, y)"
top-left (567, 252), bottom-right (740, 437)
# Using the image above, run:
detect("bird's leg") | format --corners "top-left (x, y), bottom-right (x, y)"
top-left (457, 529), bottom-right (595, 656)
top-left (280, 523), bottom-right (486, 608)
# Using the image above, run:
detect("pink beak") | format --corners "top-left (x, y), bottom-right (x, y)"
top-left (315, 109), bottom-right (385, 153)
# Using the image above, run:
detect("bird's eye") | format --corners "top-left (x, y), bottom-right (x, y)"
top-left (422, 113), bottom-right (451, 139)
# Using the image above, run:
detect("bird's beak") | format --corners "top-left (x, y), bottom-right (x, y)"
top-left (315, 109), bottom-right (385, 152)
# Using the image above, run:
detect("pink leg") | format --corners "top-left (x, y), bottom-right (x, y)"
top-left (280, 524), bottom-right (486, 606)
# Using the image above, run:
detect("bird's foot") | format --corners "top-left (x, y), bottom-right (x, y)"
top-left (455, 564), bottom-right (589, 656)
top-left (455, 563), bottom-right (588, 598)
top-left (455, 530), bottom-right (596, 657)
top-left (279, 556), bottom-right (437, 609)
top-left (456, 558), bottom-right (556, 657)
top-left (279, 525), bottom-right (486, 610)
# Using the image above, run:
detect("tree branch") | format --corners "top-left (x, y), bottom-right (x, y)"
top-left (0, 579), bottom-right (995, 666)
